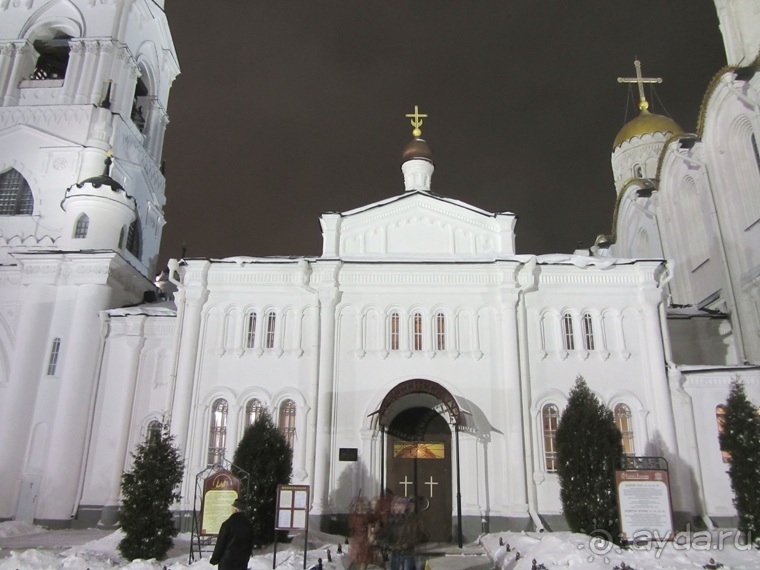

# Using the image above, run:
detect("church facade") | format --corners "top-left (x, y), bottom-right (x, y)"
top-left (1, 0), bottom-right (760, 542)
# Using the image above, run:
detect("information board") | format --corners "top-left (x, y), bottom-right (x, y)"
top-left (201, 469), bottom-right (241, 535)
top-left (616, 469), bottom-right (674, 541)
top-left (275, 484), bottom-right (310, 531)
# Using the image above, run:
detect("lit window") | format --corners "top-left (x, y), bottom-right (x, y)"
top-left (614, 404), bottom-right (635, 455)
top-left (716, 405), bottom-right (730, 463)
top-left (74, 213), bottom-right (89, 239)
top-left (542, 404), bottom-right (559, 472)
top-left (561, 313), bottom-right (575, 351)
top-left (279, 399), bottom-right (296, 448)
top-left (582, 313), bottom-right (595, 351)
top-left (245, 312), bottom-right (257, 349)
top-left (435, 312), bottom-right (446, 351)
top-left (30, 35), bottom-right (71, 80)
top-left (389, 312), bottom-right (400, 351)
top-left (46, 337), bottom-right (61, 376)
top-left (265, 311), bottom-right (276, 349)
top-left (245, 398), bottom-right (263, 429)
top-left (126, 218), bottom-right (141, 259)
top-left (412, 312), bottom-right (423, 351)
top-left (207, 398), bottom-right (228, 466)
top-left (0, 169), bottom-right (34, 215)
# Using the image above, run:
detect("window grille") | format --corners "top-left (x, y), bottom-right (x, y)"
top-left (716, 405), bottom-right (731, 463)
top-left (435, 312), bottom-right (446, 351)
top-left (245, 312), bottom-right (257, 349)
top-left (412, 312), bottom-right (423, 351)
top-left (126, 219), bottom-right (141, 259)
top-left (46, 337), bottom-right (61, 376)
top-left (279, 399), bottom-right (296, 448)
top-left (207, 399), bottom-right (228, 465)
top-left (265, 311), bottom-right (276, 349)
top-left (0, 169), bottom-right (34, 215)
top-left (542, 404), bottom-right (559, 472)
top-left (74, 214), bottom-right (89, 239)
top-left (614, 404), bottom-right (635, 455)
top-left (561, 313), bottom-right (575, 351)
top-left (389, 312), bottom-right (400, 351)
top-left (582, 313), bottom-right (595, 351)
top-left (245, 399), bottom-right (263, 429)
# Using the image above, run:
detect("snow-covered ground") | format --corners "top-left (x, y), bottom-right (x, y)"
top-left (1, 521), bottom-right (759, 570)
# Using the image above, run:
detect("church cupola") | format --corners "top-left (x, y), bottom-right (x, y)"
top-left (60, 154), bottom-right (135, 251)
top-left (401, 106), bottom-right (435, 191)
top-left (611, 61), bottom-right (684, 194)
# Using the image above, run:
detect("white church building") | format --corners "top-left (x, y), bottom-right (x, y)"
top-left (1, 0), bottom-right (759, 542)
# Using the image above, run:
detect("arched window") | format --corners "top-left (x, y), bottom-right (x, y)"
top-left (716, 405), bottom-right (730, 463)
top-left (118, 226), bottom-right (126, 249)
top-left (30, 34), bottom-right (71, 80)
top-left (146, 419), bottom-right (162, 443)
top-left (126, 218), bottom-right (142, 260)
top-left (245, 312), bottom-right (257, 349)
top-left (0, 169), bottom-right (34, 215)
top-left (279, 399), bottom-right (296, 448)
top-left (561, 313), bottom-right (575, 351)
top-left (435, 312), bottom-right (446, 351)
top-left (46, 337), bottom-right (61, 376)
top-left (633, 163), bottom-right (643, 178)
top-left (412, 312), bottom-right (423, 351)
top-left (614, 404), bottom-right (635, 455)
top-left (389, 311), bottom-right (400, 351)
top-left (542, 404), bottom-right (559, 472)
top-left (131, 75), bottom-right (149, 133)
top-left (265, 311), bottom-right (276, 349)
top-left (74, 213), bottom-right (89, 239)
top-left (245, 398), bottom-right (263, 429)
top-left (582, 312), bottom-right (595, 351)
top-left (207, 398), bottom-right (228, 465)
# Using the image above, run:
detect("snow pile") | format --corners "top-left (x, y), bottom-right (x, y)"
top-left (0, 521), bottom-right (42, 539)
top-left (481, 530), bottom-right (760, 570)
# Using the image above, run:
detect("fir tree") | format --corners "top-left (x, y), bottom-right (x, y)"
top-left (233, 409), bottom-right (293, 547)
top-left (118, 421), bottom-right (184, 561)
top-left (719, 380), bottom-right (760, 544)
top-left (556, 376), bottom-right (623, 544)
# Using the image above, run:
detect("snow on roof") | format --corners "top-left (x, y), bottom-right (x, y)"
top-left (106, 300), bottom-right (176, 317)
top-left (339, 190), bottom-right (512, 218)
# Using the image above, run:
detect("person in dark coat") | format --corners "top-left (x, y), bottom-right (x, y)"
top-left (210, 498), bottom-right (254, 570)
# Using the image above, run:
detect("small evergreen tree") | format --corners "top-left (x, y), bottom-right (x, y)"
top-left (556, 376), bottom-right (623, 543)
top-left (719, 380), bottom-right (760, 544)
top-left (233, 409), bottom-right (293, 546)
top-left (118, 421), bottom-right (184, 561)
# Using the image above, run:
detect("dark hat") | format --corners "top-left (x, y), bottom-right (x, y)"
top-left (232, 498), bottom-right (246, 511)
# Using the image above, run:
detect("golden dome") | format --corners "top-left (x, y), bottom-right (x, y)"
top-left (613, 109), bottom-right (684, 149)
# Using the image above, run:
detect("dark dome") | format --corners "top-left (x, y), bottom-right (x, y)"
top-left (76, 175), bottom-right (124, 192)
top-left (402, 137), bottom-right (433, 163)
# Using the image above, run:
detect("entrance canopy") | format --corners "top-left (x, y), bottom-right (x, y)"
top-left (370, 379), bottom-right (470, 428)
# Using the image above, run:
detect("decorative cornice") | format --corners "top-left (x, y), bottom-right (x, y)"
top-left (0, 106), bottom-right (91, 133)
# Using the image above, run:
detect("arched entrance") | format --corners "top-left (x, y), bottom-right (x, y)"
top-left (371, 379), bottom-right (466, 545)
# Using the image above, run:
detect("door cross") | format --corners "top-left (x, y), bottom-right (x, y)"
top-left (399, 475), bottom-right (413, 497)
top-left (425, 475), bottom-right (438, 497)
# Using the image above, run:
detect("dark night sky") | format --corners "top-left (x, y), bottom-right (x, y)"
top-left (158, 1), bottom-right (727, 266)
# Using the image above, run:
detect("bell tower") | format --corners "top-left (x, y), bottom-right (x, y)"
top-left (0, 1), bottom-right (179, 527)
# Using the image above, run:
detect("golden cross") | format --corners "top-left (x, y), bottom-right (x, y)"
top-left (617, 60), bottom-right (662, 111)
top-left (405, 105), bottom-right (427, 137)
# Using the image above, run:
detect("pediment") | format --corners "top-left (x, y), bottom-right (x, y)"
top-left (321, 191), bottom-right (516, 261)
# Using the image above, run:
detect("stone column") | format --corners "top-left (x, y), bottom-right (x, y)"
top-left (311, 273), bottom-right (340, 515)
top-left (0, 281), bottom-right (56, 519)
top-left (499, 295), bottom-right (529, 513)
top-left (100, 315), bottom-right (146, 526)
top-left (37, 282), bottom-right (115, 521)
